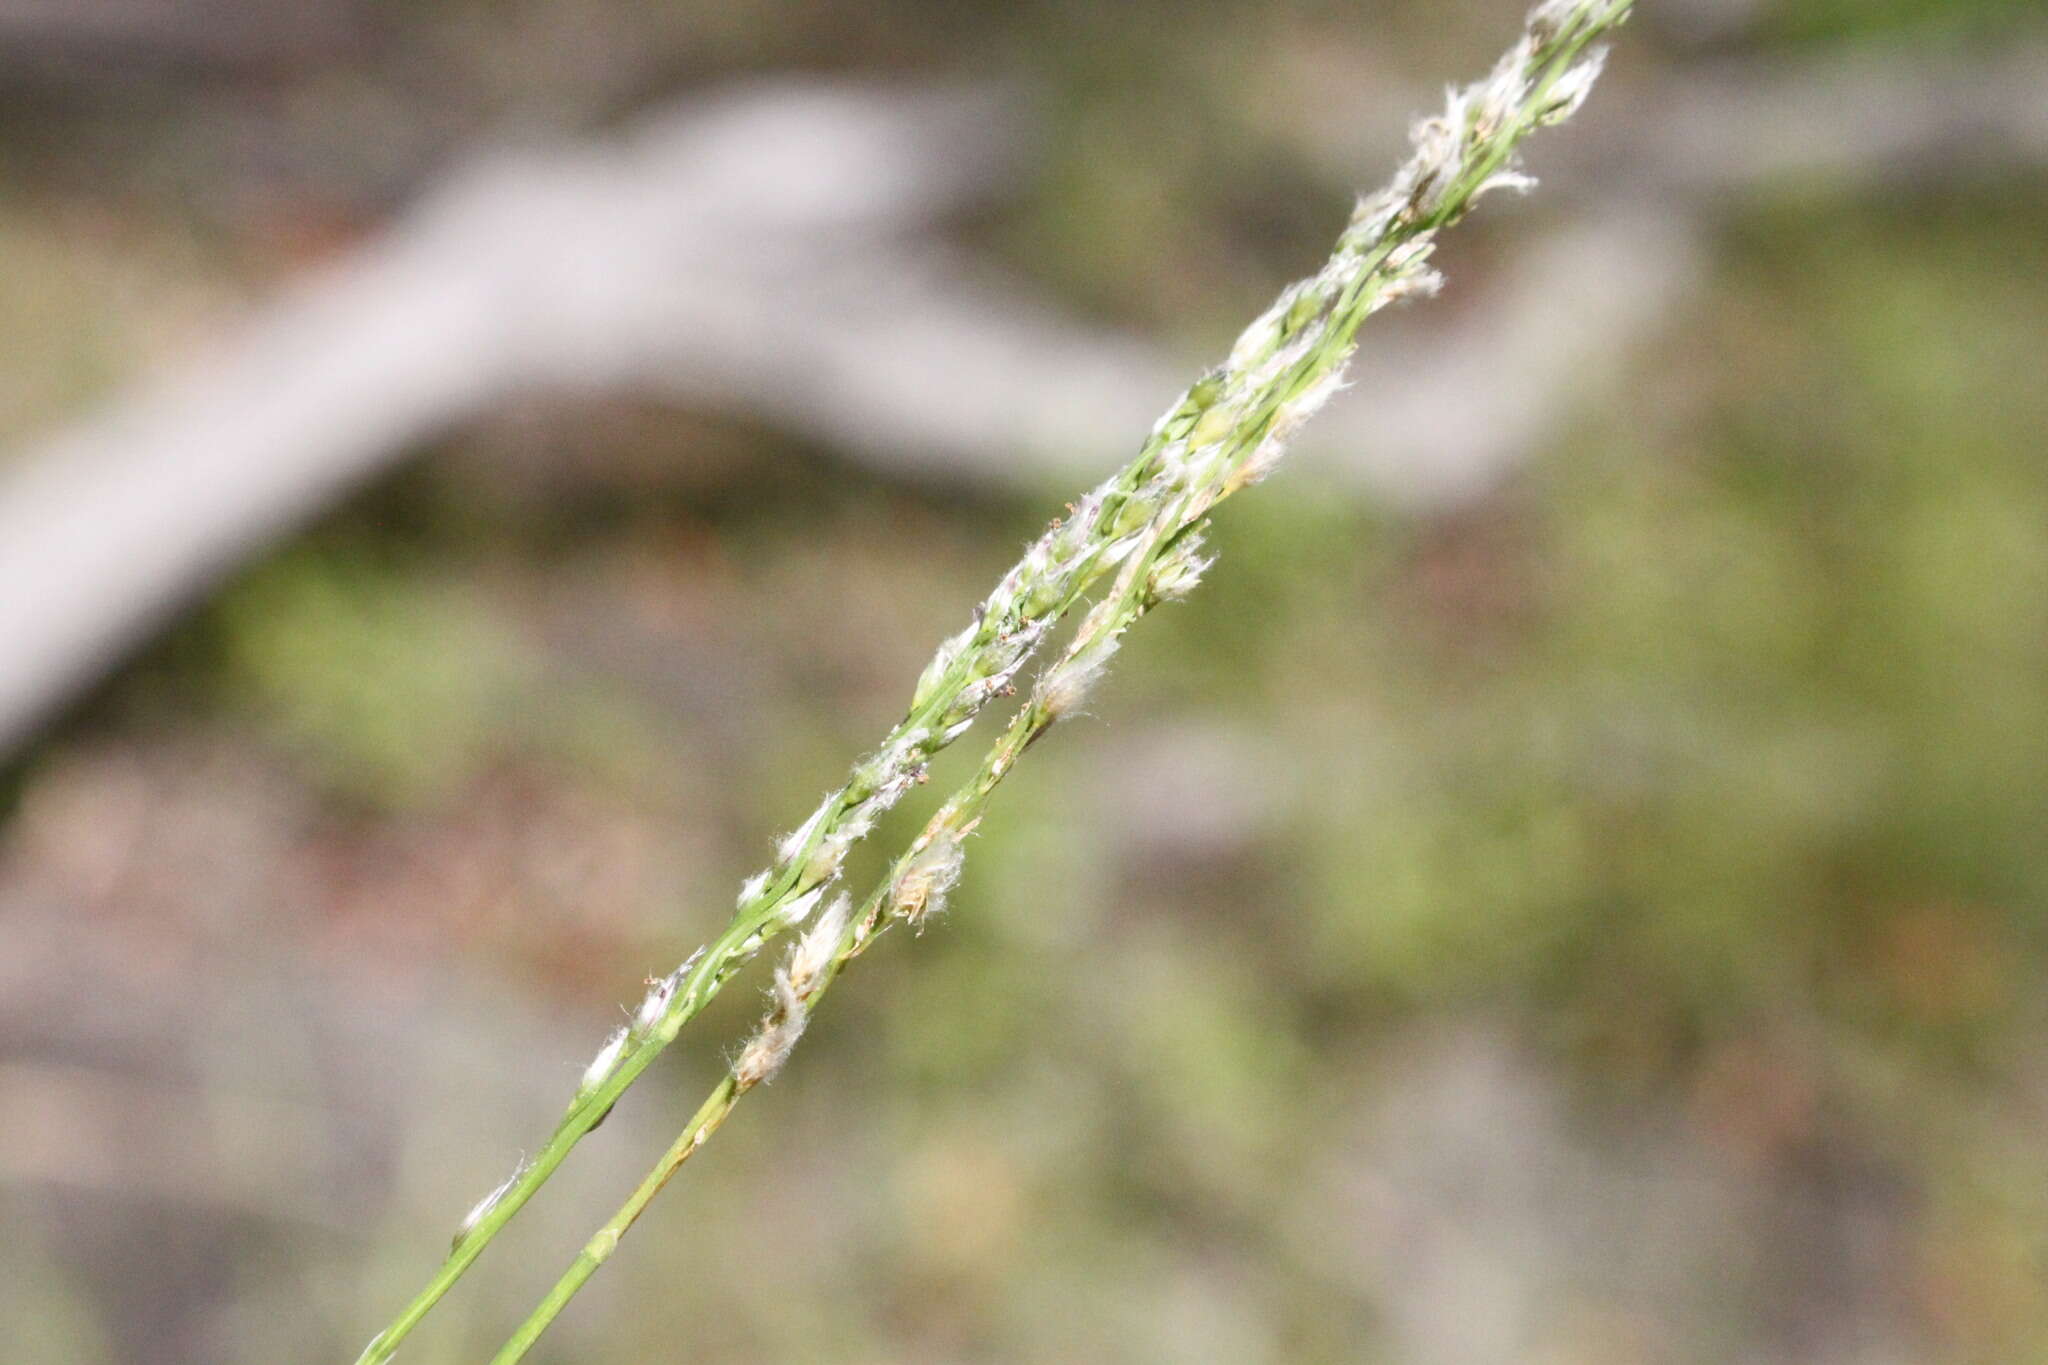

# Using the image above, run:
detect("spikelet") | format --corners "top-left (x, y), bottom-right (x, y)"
top-left (451, 1160), bottom-right (528, 1252)
top-left (578, 1027), bottom-right (629, 1099)
top-left (891, 832), bottom-right (967, 929)
top-left (733, 968), bottom-right (807, 1090)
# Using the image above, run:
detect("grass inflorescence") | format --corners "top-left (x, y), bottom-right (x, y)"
top-left (355, 2), bottom-right (1631, 1358)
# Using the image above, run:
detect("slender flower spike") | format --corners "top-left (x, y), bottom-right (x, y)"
top-left (356, 7), bottom-right (1630, 1361)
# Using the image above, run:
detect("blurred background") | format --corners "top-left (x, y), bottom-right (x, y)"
top-left (2, 0), bottom-right (2045, 1361)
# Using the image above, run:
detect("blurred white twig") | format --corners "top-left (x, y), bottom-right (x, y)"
top-left (0, 82), bottom-right (1057, 754)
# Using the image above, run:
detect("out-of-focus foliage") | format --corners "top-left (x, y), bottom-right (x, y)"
top-left (3, 1), bottom-right (2046, 1362)
top-left (1767, 0), bottom-right (2038, 44)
